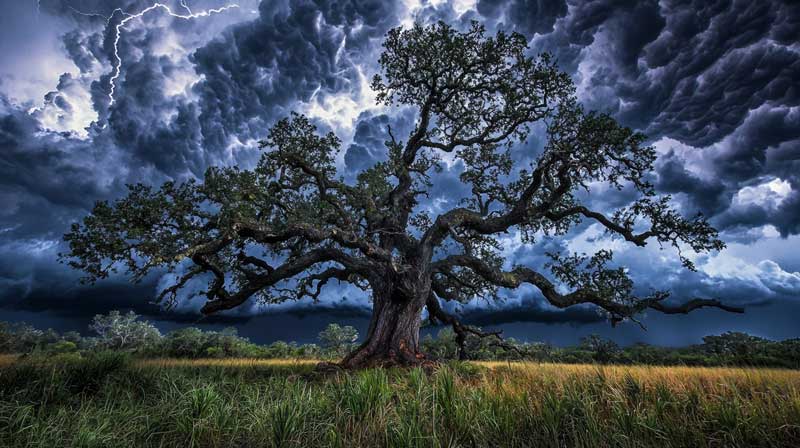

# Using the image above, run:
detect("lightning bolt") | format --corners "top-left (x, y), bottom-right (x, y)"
top-left (68, 5), bottom-right (127, 22)
top-left (105, 2), bottom-right (239, 106)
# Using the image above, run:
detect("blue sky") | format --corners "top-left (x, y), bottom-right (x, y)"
top-left (1, 0), bottom-right (799, 345)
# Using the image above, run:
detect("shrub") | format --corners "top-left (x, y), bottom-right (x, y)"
top-left (45, 340), bottom-right (78, 354)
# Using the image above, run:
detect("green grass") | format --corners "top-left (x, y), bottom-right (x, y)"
top-left (0, 354), bottom-right (798, 447)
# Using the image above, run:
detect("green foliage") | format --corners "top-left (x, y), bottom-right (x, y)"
top-left (1, 314), bottom-right (798, 368)
top-left (162, 327), bottom-right (208, 358)
top-left (318, 323), bottom-right (359, 358)
top-left (89, 310), bottom-right (161, 351)
top-left (2, 352), bottom-right (800, 447)
top-left (45, 340), bottom-right (78, 354)
top-left (0, 322), bottom-right (60, 353)
top-left (0, 351), bottom-right (130, 406)
top-left (422, 327), bottom-right (800, 368)
top-left (338, 369), bottom-right (392, 420)
top-left (421, 328), bottom-right (459, 360)
top-left (59, 20), bottom-right (737, 344)
top-left (579, 334), bottom-right (621, 363)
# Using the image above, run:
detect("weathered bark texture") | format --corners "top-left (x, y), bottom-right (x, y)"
top-left (340, 286), bottom-right (427, 368)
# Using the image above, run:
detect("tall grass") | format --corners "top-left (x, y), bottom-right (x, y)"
top-left (0, 356), bottom-right (798, 447)
top-left (0, 354), bottom-right (17, 368)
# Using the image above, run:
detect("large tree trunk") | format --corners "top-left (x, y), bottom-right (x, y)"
top-left (340, 285), bottom-right (427, 368)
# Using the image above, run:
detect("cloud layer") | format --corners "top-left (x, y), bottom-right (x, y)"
top-left (1, 0), bottom-right (798, 341)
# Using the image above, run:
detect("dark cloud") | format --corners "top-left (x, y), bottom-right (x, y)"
top-left (507, 0), bottom-right (799, 148)
top-left (482, 0), bottom-right (800, 239)
top-left (657, 106), bottom-right (800, 236)
top-left (190, 0), bottom-right (399, 158)
top-left (459, 301), bottom-right (605, 327)
top-left (343, 143), bottom-right (373, 172)
top-left (0, 0), bottom-right (798, 344)
top-left (108, 52), bottom-right (210, 176)
top-left (310, 0), bottom-right (401, 47)
top-left (61, 30), bottom-right (104, 74)
top-left (716, 107), bottom-right (800, 183)
top-left (645, 43), bottom-right (799, 147)
top-left (0, 97), bottom-right (112, 214)
top-left (478, 0), bottom-right (568, 35)
top-left (1, 281), bottom-right (158, 317)
top-left (655, 150), bottom-right (729, 216)
top-left (0, 0), bottom-right (401, 305)
top-left (343, 111), bottom-right (416, 173)
top-left (190, 1), bottom-right (340, 152)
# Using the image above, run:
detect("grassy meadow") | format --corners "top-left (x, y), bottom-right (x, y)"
top-left (1, 354), bottom-right (799, 447)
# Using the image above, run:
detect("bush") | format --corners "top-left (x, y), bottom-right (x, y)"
top-left (0, 351), bottom-right (129, 405)
top-left (3, 314), bottom-right (800, 368)
top-left (90, 311), bottom-right (162, 352)
top-left (45, 340), bottom-right (78, 354)
top-left (318, 324), bottom-right (359, 358)
top-left (205, 346), bottom-right (225, 358)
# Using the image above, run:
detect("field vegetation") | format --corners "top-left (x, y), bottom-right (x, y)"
top-left (1, 353), bottom-right (799, 447)
top-left (3, 314), bottom-right (799, 446)
top-left (3, 311), bottom-right (800, 368)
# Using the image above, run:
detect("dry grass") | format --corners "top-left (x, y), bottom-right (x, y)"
top-left (137, 357), bottom-right (320, 368)
top-left (0, 354), bottom-right (17, 367)
top-left (474, 360), bottom-right (800, 388)
top-left (1, 356), bottom-right (799, 447)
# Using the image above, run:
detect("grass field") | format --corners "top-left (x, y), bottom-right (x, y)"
top-left (1, 354), bottom-right (799, 447)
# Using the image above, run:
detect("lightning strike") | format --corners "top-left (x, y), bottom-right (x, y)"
top-left (106, 2), bottom-right (239, 106)
top-left (68, 6), bottom-right (127, 22)
top-left (180, 0), bottom-right (193, 14)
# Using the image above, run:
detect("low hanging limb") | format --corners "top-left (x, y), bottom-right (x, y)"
top-left (426, 292), bottom-right (527, 360)
top-left (432, 254), bottom-right (745, 324)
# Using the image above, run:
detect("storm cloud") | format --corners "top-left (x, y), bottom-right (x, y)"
top-left (1, 0), bottom-right (799, 344)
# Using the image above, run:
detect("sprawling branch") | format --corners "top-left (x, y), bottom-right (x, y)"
top-left (432, 254), bottom-right (743, 324)
top-left (200, 247), bottom-right (371, 315)
top-left (546, 206), bottom-right (653, 247)
top-left (374, 21), bottom-right (573, 240)
top-left (233, 219), bottom-right (393, 263)
top-left (544, 197), bottom-right (724, 270)
top-left (419, 154), bottom-right (568, 256)
top-left (426, 291), bottom-right (525, 359)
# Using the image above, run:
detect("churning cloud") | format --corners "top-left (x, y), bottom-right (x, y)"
top-left (1, 0), bottom-right (798, 342)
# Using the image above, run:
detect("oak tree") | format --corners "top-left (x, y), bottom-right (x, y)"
top-left (63, 22), bottom-right (742, 368)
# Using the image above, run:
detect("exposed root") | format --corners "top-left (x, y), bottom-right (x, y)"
top-left (314, 361), bottom-right (344, 374)
top-left (336, 342), bottom-right (439, 370)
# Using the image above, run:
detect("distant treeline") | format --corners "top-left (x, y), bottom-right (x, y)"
top-left (2, 310), bottom-right (798, 368)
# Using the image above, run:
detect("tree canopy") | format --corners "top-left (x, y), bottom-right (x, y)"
top-left (62, 21), bottom-right (742, 367)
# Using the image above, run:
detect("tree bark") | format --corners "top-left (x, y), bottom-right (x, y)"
top-left (340, 285), bottom-right (427, 368)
